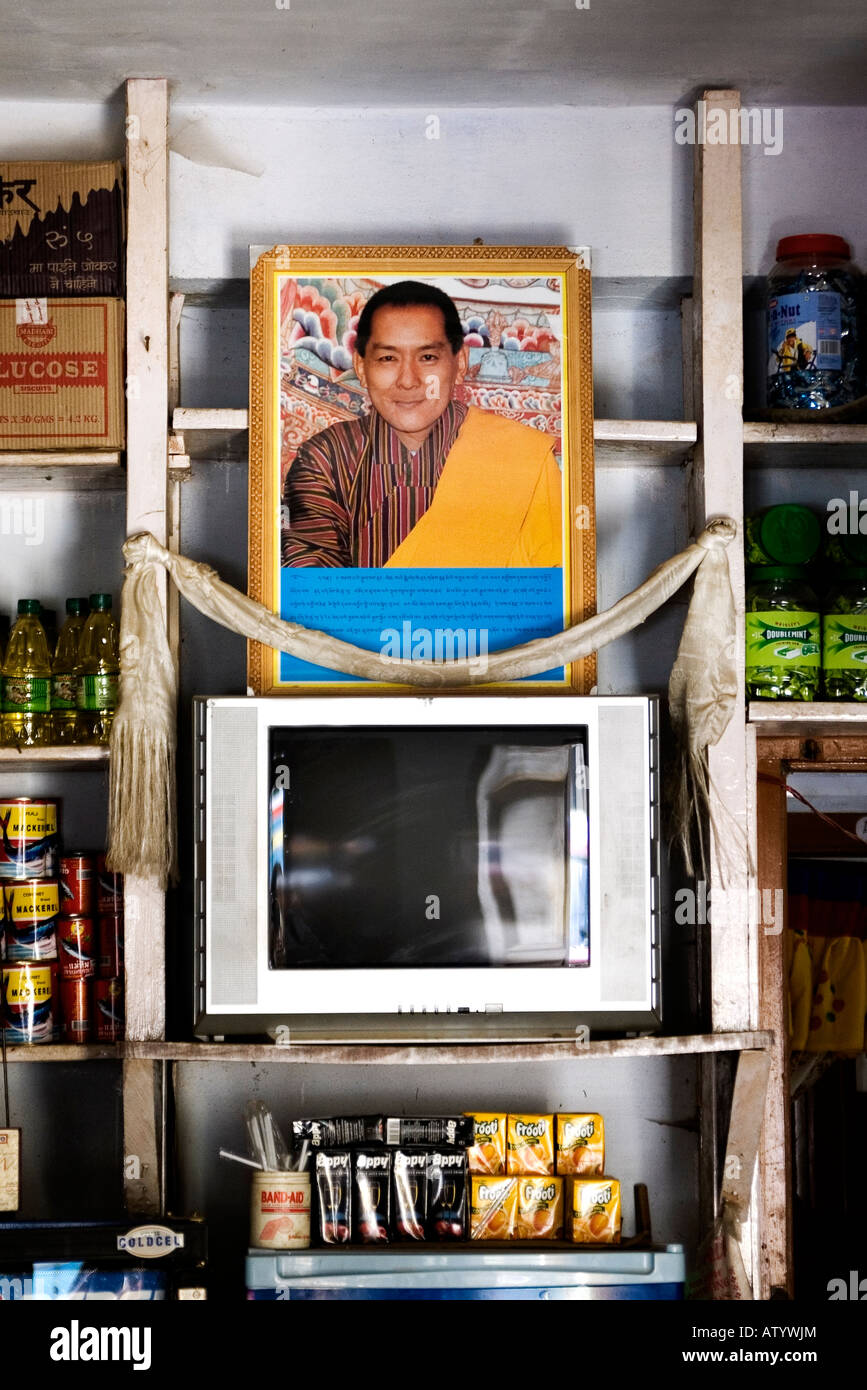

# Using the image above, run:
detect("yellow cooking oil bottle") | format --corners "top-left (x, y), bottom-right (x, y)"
top-left (51, 597), bottom-right (90, 744)
top-left (1, 599), bottom-right (52, 747)
top-left (75, 593), bottom-right (119, 745)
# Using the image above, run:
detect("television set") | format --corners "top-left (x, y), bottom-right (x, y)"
top-left (192, 694), bottom-right (661, 1041)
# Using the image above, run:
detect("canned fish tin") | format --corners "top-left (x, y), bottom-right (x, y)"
top-left (58, 915), bottom-right (95, 980)
top-left (94, 976), bottom-right (123, 1041)
top-left (3, 880), bottom-right (60, 960)
top-left (59, 853), bottom-right (94, 917)
top-left (60, 976), bottom-right (92, 1043)
top-left (95, 854), bottom-right (123, 913)
top-left (97, 913), bottom-right (123, 978)
top-left (2, 962), bottom-right (53, 1043)
top-left (0, 800), bottom-right (58, 880)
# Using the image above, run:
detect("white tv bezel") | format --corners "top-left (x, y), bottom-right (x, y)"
top-left (193, 694), bottom-right (660, 1042)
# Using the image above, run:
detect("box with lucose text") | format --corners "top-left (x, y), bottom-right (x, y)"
top-left (0, 298), bottom-right (124, 449)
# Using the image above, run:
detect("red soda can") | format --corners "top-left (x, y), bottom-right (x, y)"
top-left (98, 913), bottom-right (124, 978)
top-left (60, 976), bottom-right (92, 1043)
top-left (58, 915), bottom-right (96, 980)
top-left (94, 977), bottom-right (123, 1041)
top-left (60, 853), bottom-right (94, 917)
top-left (96, 854), bottom-right (123, 913)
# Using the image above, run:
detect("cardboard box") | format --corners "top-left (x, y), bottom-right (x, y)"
top-left (0, 161), bottom-right (124, 298)
top-left (0, 298), bottom-right (124, 449)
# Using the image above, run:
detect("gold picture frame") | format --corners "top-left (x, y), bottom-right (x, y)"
top-left (248, 244), bottom-right (596, 694)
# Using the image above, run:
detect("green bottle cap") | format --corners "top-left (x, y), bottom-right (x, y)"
top-left (66, 597), bottom-right (89, 616)
top-left (837, 533), bottom-right (867, 565)
top-left (748, 565), bottom-right (808, 582)
top-left (89, 593), bottom-right (113, 611)
top-left (17, 598), bottom-right (41, 615)
top-left (753, 506), bottom-right (821, 565)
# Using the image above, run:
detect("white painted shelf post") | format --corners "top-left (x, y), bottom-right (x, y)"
top-left (122, 77), bottom-right (170, 1213)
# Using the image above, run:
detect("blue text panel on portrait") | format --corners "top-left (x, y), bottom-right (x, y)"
top-left (278, 568), bottom-right (565, 683)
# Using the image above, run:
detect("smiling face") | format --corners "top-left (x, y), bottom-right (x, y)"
top-left (353, 304), bottom-right (468, 452)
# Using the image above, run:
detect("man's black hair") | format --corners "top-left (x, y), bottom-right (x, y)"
top-left (355, 280), bottom-right (465, 357)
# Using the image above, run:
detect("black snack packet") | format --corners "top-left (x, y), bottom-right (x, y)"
top-left (385, 1116), bottom-right (474, 1147)
top-left (352, 1148), bottom-right (391, 1244)
top-left (314, 1149), bottom-right (352, 1245)
top-left (293, 1116), bottom-right (385, 1149)
top-left (428, 1148), bottom-right (468, 1240)
top-left (391, 1147), bottom-right (429, 1241)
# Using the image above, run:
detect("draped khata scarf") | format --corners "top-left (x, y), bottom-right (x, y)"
top-left (107, 517), bottom-right (738, 889)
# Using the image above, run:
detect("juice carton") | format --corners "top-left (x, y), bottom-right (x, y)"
top-left (571, 1176), bottom-right (622, 1244)
top-left (506, 1114), bottom-right (555, 1176)
top-left (465, 1112), bottom-right (507, 1175)
top-left (556, 1113), bottom-right (605, 1175)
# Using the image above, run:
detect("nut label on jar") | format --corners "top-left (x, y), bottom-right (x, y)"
top-left (768, 293), bottom-right (842, 377)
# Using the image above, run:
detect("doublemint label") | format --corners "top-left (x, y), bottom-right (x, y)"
top-left (77, 673), bottom-right (118, 712)
top-left (746, 610), bottom-right (821, 669)
top-left (2, 675), bottom-right (50, 713)
top-left (823, 614), bottom-right (867, 670)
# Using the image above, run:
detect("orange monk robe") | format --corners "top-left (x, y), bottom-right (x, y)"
top-left (385, 406), bottom-right (563, 568)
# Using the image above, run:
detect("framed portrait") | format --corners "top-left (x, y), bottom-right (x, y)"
top-left (248, 245), bottom-right (596, 694)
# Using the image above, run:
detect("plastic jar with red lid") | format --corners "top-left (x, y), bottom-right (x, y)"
top-left (766, 233), bottom-right (863, 410)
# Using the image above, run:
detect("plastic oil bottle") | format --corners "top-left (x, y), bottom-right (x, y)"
top-left (1, 599), bottom-right (52, 747)
top-left (75, 593), bottom-right (120, 745)
top-left (51, 597), bottom-right (90, 744)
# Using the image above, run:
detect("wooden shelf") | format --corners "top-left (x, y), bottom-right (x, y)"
top-left (743, 421), bottom-right (867, 469)
top-left (172, 408), bottom-right (248, 462)
top-left (594, 419), bottom-right (697, 464)
top-left (0, 745), bottom-right (109, 769)
top-left (0, 452), bottom-right (125, 491)
top-left (4, 1043), bottom-right (122, 1062)
top-left (172, 409), bottom-right (699, 465)
top-left (749, 702), bottom-right (867, 737)
top-left (118, 1030), bottom-right (772, 1065)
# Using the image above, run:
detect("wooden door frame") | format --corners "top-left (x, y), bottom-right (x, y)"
top-left (756, 731), bottom-right (867, 1298)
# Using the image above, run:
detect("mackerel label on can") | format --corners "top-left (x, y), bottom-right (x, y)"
top-left (94, 977), bottom-right (123, 1041)
top-left (95, 853), bottom-right (123, 912)
top-left (0, 800), bottom-right (59, 880)
top-left (97, 913), bottom-right (124, 978)
top-left (3, 879), bottom-right (60, 960)
top-left (2, 962), bottom-right (53, 1043)
top-left (59, 853), bottom-right (94, 917)
top-left (60, 976), bottom-right (92, 1043)
top-left (59, 915), bottom-right (96, 980)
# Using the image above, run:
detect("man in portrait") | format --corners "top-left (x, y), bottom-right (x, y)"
top-left (281, 280), bottom-right (563, 568)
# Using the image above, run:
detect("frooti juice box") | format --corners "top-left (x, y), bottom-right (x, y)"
top-left (470, 1176), bottom-right (518, 1240)
top-left (571, 1176), bottom-right (622, 1244)
top-left (465, 1112), bottom-right (507, 1175)
top-left (516, 1175), bottom-right (564, 1240)
top-left (506, 1113), bottom-right (555, 1176)
top-left (556, 1113), bottom-right (605, 1175)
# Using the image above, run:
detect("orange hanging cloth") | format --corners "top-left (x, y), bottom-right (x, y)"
top-left (385, 407), bottom-right (563, 569)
